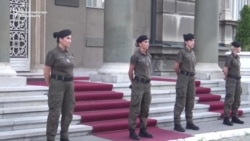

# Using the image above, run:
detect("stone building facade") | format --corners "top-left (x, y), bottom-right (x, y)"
top-left (2, 0), bottom-right (249, 76)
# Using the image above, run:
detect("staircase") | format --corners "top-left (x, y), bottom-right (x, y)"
top-left (113, 78), bottom-right (250, 127)
top-left (0, 79), bottom-right (91, 141)
top-left (1, 75), bottom-right (250, 140)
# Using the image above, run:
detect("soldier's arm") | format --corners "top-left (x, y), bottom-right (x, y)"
top-left (44, 65), bottom-right (51, 85)
top-left (128, 64), bottom-right (135, 83)
top-left (223, 66), bottom-right (228, 78)
top-left (223, 55), bottom-right (231, 79)
top-left (174, 62), bottom-right (180, 75)
top-left (174, 51), bottom-right (182, 75)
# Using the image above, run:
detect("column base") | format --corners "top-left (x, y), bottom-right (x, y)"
top-left (0, 63), bottom-right (17, 76)
top-left (31, 64), bottom-right (44, 73)
top-left (195, 63), bottom-right (223, 80)
top-left (0, 76), bottom-right (27, 87)
top-left (89, 63), bottom-right (130, 83)
top-left (0, 63), bottom-right (26, 87)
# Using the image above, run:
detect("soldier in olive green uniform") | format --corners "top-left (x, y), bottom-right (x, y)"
top-left (128, 35), bottom-right (153, 140)
top-left (44, 29), bottom-right (75, 141)
top-left (223, 41), bottom-right (244, 126)
top-left (173, 33), bottom-right (199, 132)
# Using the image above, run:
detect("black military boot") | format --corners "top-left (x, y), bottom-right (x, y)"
top-left (174, 124), bottom-right (185, 132)
top-left (60, 138), bottom-right (70, 141)
top-left (223, 117), bottom-right (233, 126)
top-left (186, 123), bottom-right (199, 130)
top-left (129, 129), bottom-right (140, 140)
top-left (232, 116), bottom-right (244, 124)
top-left (139, 128), bottom-right (153, 138)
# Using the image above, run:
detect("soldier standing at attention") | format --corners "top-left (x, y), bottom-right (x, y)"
top-left (44, 29), bottom-right (75, 141)
top-left (173, 33), bottom-right (199, 132)
top-left (223, 41), bottom-right (244, 126)
top-left (128, 35), bottom-right (153, 140)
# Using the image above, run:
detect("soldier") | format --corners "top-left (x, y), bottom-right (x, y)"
top-left (44, 29), bottom-right (75, 141)
top-left (128, 35), bottom-right (153, 140)
top-left (173, 33), bottom-right (199, 132)
top-left (223, 41), bottom-right (244, 126)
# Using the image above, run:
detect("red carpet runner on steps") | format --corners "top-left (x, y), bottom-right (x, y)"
top-left (27, 77), bottom-right (191, 140)
top-left (151, 77), bottom-right (243, 118)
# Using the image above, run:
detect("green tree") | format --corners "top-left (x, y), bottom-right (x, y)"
top-left (235, 5), bottom-right (250, 51)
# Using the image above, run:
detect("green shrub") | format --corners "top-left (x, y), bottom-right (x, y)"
top-left (235, 5), bottom-right (250, 51)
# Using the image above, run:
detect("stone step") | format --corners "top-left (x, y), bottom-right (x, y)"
top-left (200, 80), bottom-right (223, 88)
top-left (0, 124), bottom-right (92, 141)
top-left (112, 81), bottom-right (176, 91)
top-left (153, 112), bottom-right (221, 127)
top-left (0, 115), bottom-right (82, 132)
top-left (122, 89), bottom-right (176, 100)
top-left (121, 88), bottom-right (225, 102)
top-left (0, 85), bottom-right (48, 97)
top-left (150, 97), bottom-right (199, 107)
top-left (239, 107), bottom-right (250, 116)
top-left (0, 95), bottom-right (47, 108)
top-left (0, 105), bottom-right (48, 119)
top-left (153, 106), bottom-right (250, 128)
top-left (149, 104), bottom-right (209, 117)
top-left (210, 87), bottom-right (226, 94)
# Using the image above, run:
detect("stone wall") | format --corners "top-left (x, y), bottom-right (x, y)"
top-left (149, 45), bottom-right (229, 76)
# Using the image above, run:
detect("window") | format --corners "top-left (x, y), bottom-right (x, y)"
top-left (232, 0), bottom-right (249, 20)
top-left (86, 0), bottom-right (104, 8)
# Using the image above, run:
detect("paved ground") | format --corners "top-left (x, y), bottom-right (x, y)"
top-left (66, 116), bottom-right (249, 141)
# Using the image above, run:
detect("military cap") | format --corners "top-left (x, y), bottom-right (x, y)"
top-left (231, 41), bottom-right (241, 48)
top-left (53, 29), bottom-right (72, 39)
top-left (183, 33), bottom-right (195, 41)
top-left (136, 35), bottom-right (148, 44)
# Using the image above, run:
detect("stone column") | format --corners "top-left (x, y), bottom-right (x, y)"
top-left (90, 0), bottom-right (134, 83)
top-left (0, 0), bottom-right (17, 77)
top-left (194, 0), bottom-right (223, 79)
top-left (220, 0), bottom-right (236, 45)
top-left (30, 0), bottom-right (47, 72)
top-left (0, 0), bottom-right (26, 87)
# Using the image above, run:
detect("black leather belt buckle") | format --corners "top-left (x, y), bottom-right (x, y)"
top-left (51, 74), bottom-right (73, 81)
top-left (180, 70), bottom-right (195, 76)
top-left (228, 74), bottom-right (241, 80)
top-left (134, 76), bottom-right (150, 83)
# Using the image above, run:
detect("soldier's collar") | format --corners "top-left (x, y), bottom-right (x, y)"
top-left (231, 52), bottom-right (238, 58)
top-left (57, 46), bottom-right (68, 52)
top-left (184, 47), bottom-right (192, 52)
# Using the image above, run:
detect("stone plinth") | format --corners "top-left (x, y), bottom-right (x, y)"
top-left (195, 63), bottom-right (223, 80)
top-left (89, 63), bottom-right (130, 83)
top-left (0, 76), bottom-right (27, 87)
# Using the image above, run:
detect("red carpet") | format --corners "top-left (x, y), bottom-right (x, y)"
top-left (27, 78), bottom-right (157, 133)
top-left (74, 81), bottom-right (113, 91)
top-left (94, 127), bottom-right (191, 141)
top-left (27, 77), bottom-right (193, 140)
top-left (75, 91), bottom-right (123, 101)
top-left (151, 77), bottom-right (243, 118)
top-left (73, 82), bottom-right (157, 133)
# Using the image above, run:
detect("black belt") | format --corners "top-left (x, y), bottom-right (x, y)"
top-left (51, 74), bottom-right (73, 82)
top-left (180, 70), bottom-right (195, 76)
top-left (134, 76), bottom-right (150, 83)
top-left (228, 74), bottom-right (241, 80)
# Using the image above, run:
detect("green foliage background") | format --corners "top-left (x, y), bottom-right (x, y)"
top-left (235, 5), bottom-right (250, 51)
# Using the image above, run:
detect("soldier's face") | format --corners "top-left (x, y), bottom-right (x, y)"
top-left (60, 35), bottom-right (72, 48)
top-left (235, 47), bottom-right (241, 53)
top-left (139, 40), bottom-right (150, 50)
top-left (186, 39), bottom-right (195, 49)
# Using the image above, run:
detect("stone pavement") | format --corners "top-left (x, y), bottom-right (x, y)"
top-left (67, 116), bottom-right (250, 141)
